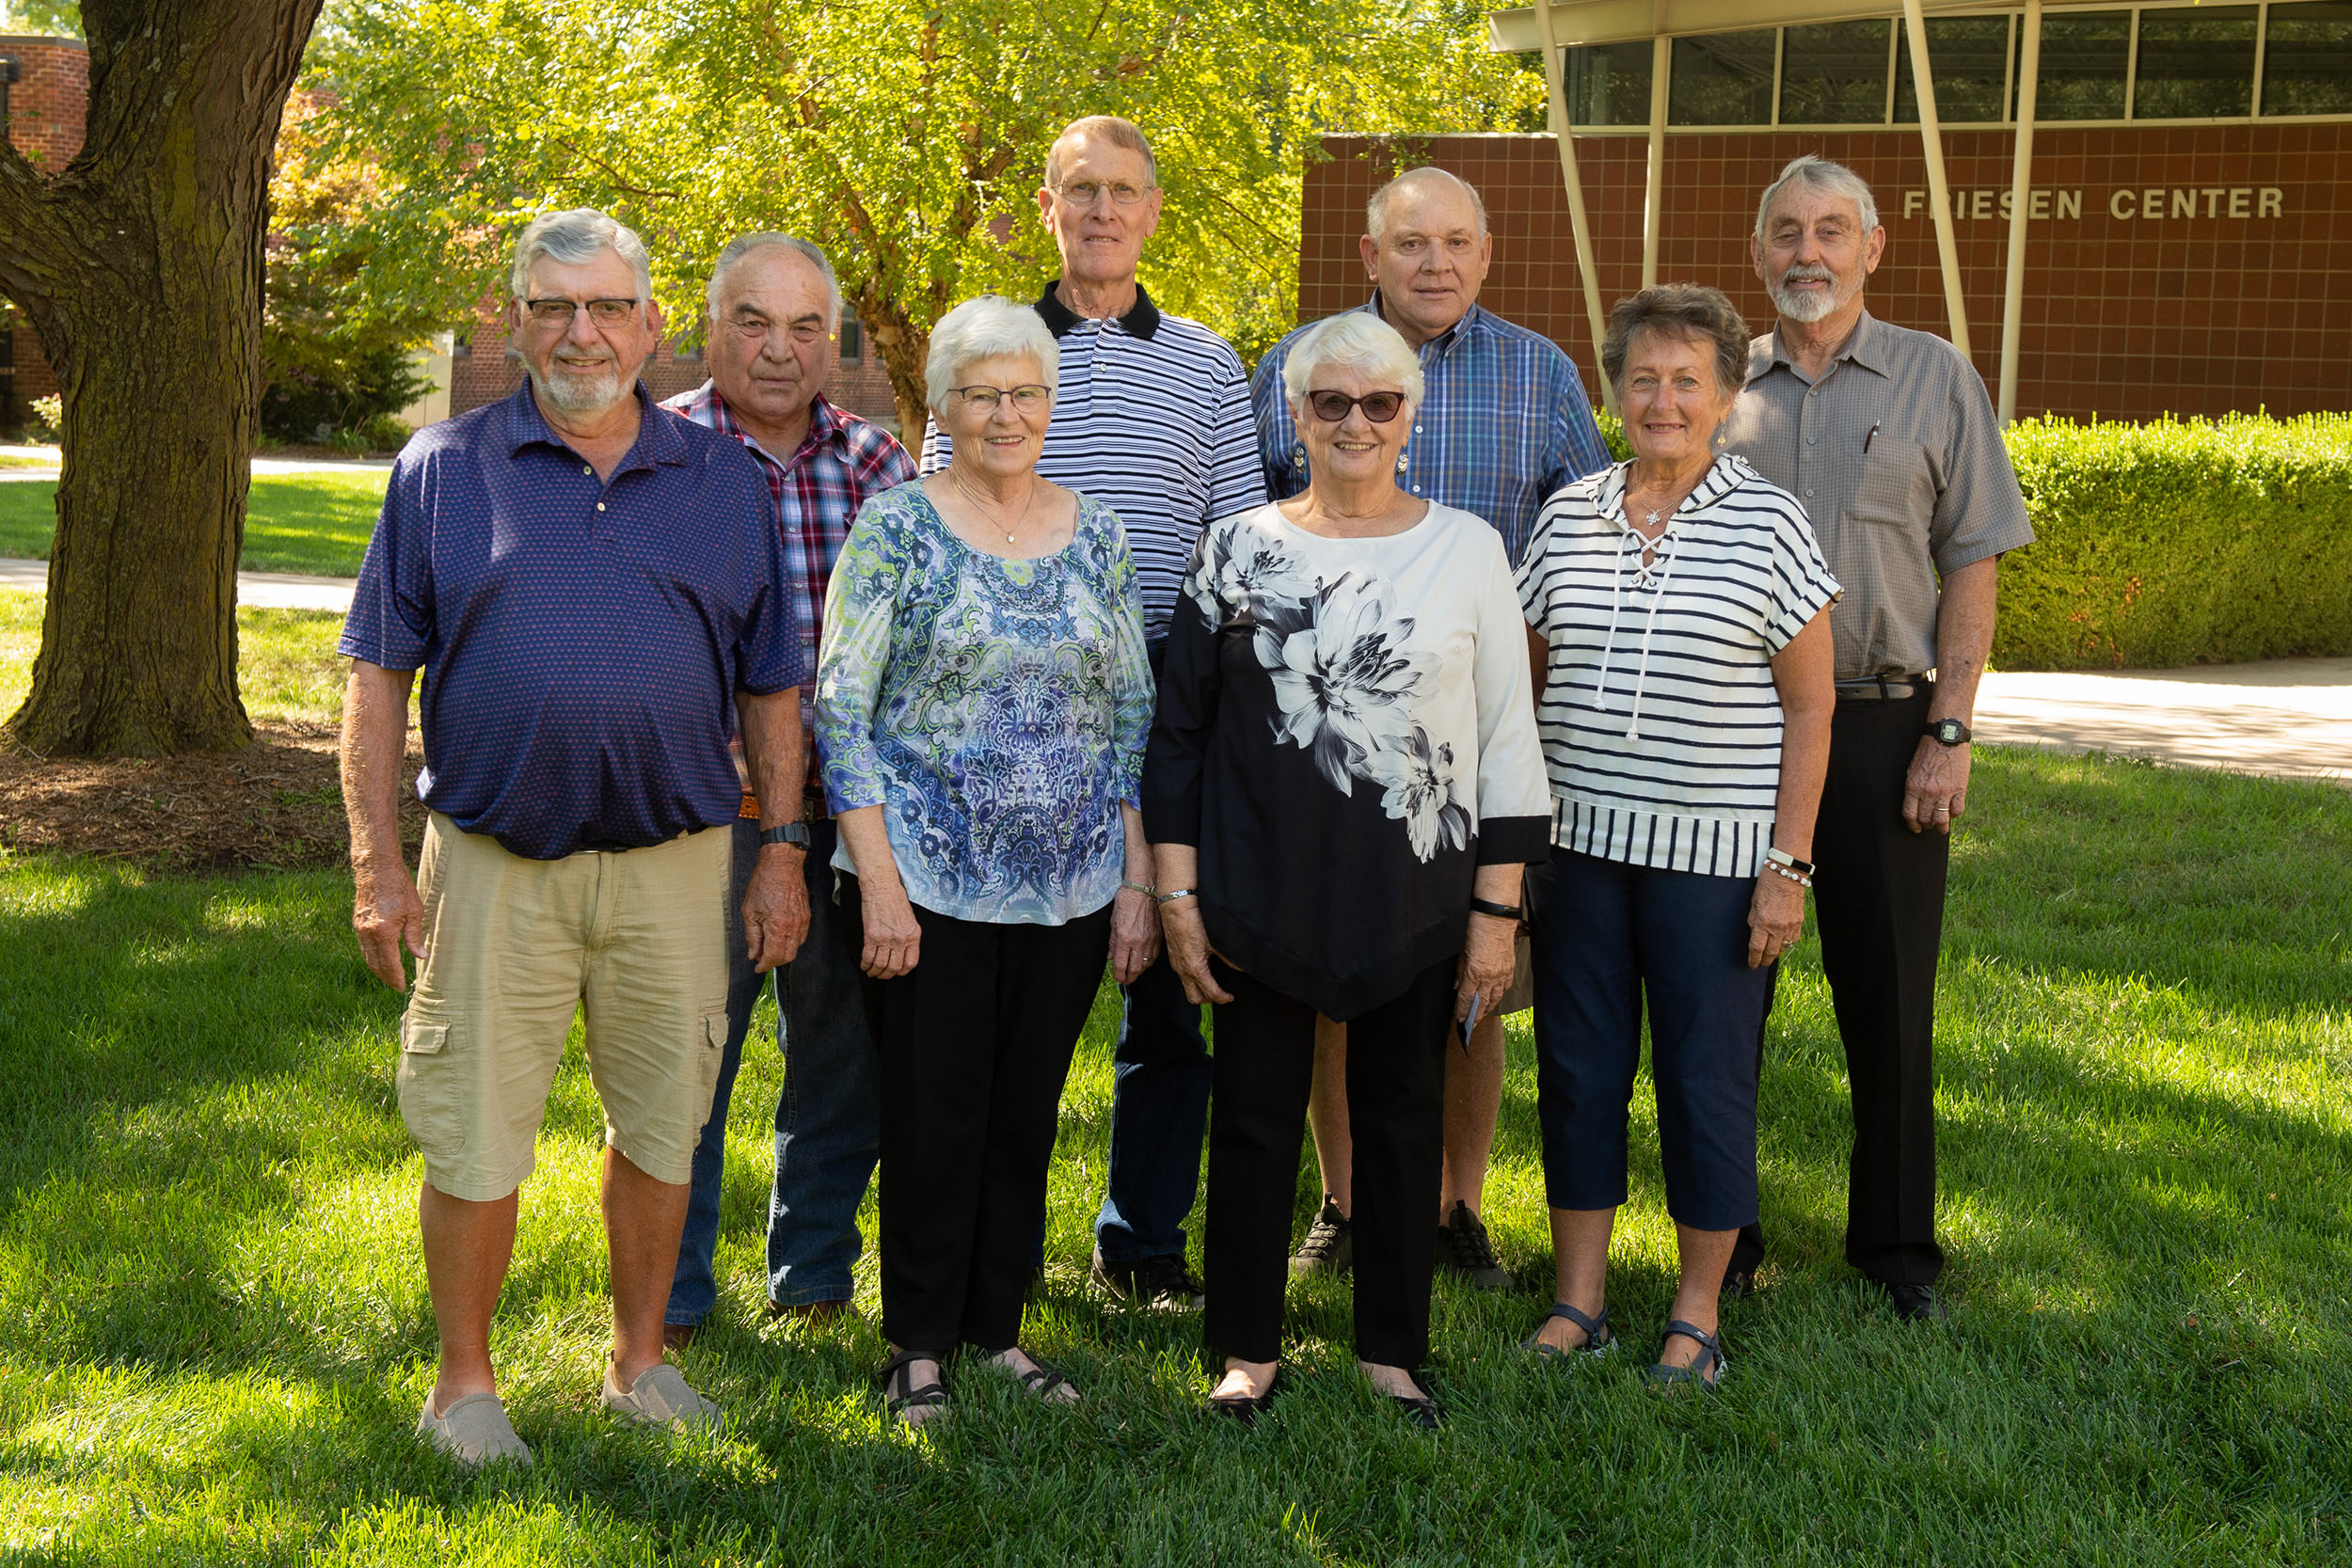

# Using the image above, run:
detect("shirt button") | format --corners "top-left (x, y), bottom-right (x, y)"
top-left (1808, 388), bottom-right (1819, 398)
top-left (1804, 488), bottom-right (1816, 498)
top-left (582, 465), bottom-right (592, 475)
top-left (1806, 436), bottom-right (1817, 445)
top-left (596, 501), bottom-right (607, 512)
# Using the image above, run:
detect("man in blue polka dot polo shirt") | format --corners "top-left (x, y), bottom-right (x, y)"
top-left (338, 209), bottom-right (809, 1469)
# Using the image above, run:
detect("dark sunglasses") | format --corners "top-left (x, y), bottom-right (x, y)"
top-left (1306, 389), bottom-right (1406, 423)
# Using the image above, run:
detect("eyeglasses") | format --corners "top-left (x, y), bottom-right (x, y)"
top-left (950, 384), bottom-right (1052, 414)
top-left (1305, 389), bottom-right (1406, 423)
top-left (1054, 179), bottom-right (1153, 209)
top-left (523, 297), bottom-right (641, 326)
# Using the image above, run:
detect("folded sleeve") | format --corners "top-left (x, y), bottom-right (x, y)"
top-left (336, 448), bottom-right (437, 672)
top-left (1470, 531), bottom-right (1553, 865)
top-left (1761, 494), bottom-right (1843, 655)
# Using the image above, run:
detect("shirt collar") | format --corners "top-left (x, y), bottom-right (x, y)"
top-left (1594, 451), bottom-right (1752, 525)
top-left (504, 379), bottom-right (683, 470)
top-left (1033, 278), bottom-right (1162, 341)
top-left (1364, 294), bottom-right (1489, 358)
top-left (1766, 307), bottom-right (1890, 380)
top-left (698, 382), bottom-right (849, 470)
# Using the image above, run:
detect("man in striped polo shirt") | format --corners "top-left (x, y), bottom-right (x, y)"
top-left (1251, 166), bottom-right (1613, 1291)
top-left (660, 233), bottom-right (918, 1343)
top-left (923, 115), bottom-right (1267, 1308)
top-left (1722, 155), bottom-right (2035, 1322)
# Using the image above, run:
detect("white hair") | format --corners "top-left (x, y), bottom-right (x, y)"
top-left (706, 232), bottom-right (843, 330)
top-left (924, 296), bottom-right (1060, 414)
top-left (1754, 154), bottom-right (1881, 238)
top-left (1365, 166), bottom-right (1489, 243)
top-left (508, 207), bottom-right (653, 301)
top-left (1280, 312), bottom-right (1425, 412)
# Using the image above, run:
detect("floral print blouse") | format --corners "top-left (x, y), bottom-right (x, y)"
top-left (1141, 501), bottom-right (1551, 1020)
top-left (815, 483), bottom-right (1152, 926)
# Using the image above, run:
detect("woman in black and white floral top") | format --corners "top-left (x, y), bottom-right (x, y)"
top-left (1141, 313), bottom-right (1549, 1428)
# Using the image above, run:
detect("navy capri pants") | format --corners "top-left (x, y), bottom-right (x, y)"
top-left (1530, 847), bottom-right (1774, 1231)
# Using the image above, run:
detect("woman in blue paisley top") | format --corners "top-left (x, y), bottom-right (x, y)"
top-left (814, 296), bottom-right (1157, 1426)
top-left (1141, 313), bottom-right (1551, 1427)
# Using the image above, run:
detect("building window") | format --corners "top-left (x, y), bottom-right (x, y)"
top-left (1564, 41), bottom-right (1653, 125)
top-left (2135, 4), bottom-right (2260, 119)
top-left (2030, 9), bottom-right (2133, 121)
top-left (839, 316), bottom-right (863, 363)
top-left (1893, 15), bottom-right (2013, 123)
top-left (2264, 1), bottom-right (2352, 116)
top-left (1780, 21), bottom-right (1891, 125)
top-left (1669, 28), bottom-right (1776, 125)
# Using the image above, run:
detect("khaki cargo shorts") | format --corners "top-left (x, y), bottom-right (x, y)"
top-left (395, 813), bottom-right (733, 1201)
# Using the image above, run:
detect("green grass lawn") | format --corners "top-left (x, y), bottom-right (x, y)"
top-left (0, 470), bottom-right (388, 578)
top-left (1, 626), bottom-right (2347, 1562)
top-left (0, 588), bottom-right (354, 731)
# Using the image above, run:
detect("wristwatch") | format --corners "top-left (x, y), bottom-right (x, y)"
top-left (1925, 718), bottom-right (1972, 747)
top-left (759, 823), bottom-right (812, 849)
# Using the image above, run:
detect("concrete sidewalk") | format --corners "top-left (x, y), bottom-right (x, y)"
top-left (0, 445), bottom-right (392, 481)
top-left (0, 558), bottom-right (359, 611)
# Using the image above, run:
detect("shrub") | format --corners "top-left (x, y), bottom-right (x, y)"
top-left (27, 394), bottom-right (63, 442)
top-left (1995, 412), bottom-right (2352, 670)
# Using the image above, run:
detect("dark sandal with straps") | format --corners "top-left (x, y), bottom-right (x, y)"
top-left (1389, 1391), bottom-right (1446, 1431)
top-left (1011, 1361), bottom-right (1076, 1403)
top-left (1644, 1319), bottom-right (1727, 1392)
top-left (877, 1349), bottom-right (950, 1424)
top-left (1521, 1301), bottom-right (1616, 1361)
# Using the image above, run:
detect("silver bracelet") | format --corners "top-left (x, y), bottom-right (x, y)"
top-left (1156, 887), bottom-right (1198, 905)
top-left (1120, 879), bottom-right (1157, 897)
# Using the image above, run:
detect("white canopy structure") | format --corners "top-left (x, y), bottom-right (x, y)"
top-left (1492, 0), bottom-right (2055, 421)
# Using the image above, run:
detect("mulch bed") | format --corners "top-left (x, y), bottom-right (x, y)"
top-left (0, 722), bottom-right (424, 875)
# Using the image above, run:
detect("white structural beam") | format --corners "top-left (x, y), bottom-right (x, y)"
top-left (1901, 0), bottom-right (1973, 358)
top-left (1997, 0), bottom-right (2042, 423)
top-left (1534, 0), bottom-right (1620, 413)
top-left (1491, 0), bottom-right (1990, 52)
top-left (1643, 27), bottom-right (1669, 288)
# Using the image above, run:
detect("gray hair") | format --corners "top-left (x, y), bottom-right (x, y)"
top-left (1280, 311), bottom-right (1425, 412)
top-left (508, 207), bottom-right (653, 302)
top-left (1753, 154), bottom-right (1881, 238)
top-left (1045, 115), bottom-right (1158, 188)
top-left (705, 232), bottom-right (843, 329)
top-left (1600, 285), bottom-right (1751, 401)
top-left (924, 295), bottom-right (1060, 414)
top-left (1365, 166), bottom-right (1489, 244)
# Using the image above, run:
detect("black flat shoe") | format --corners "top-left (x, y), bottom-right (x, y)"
top-left (1389, 1391), bottom-right (1444, 1430)
top-left (1880, 1281), bottom-right (1950, 1322)
top-left (1203, 1370), bottom-right (1279, 1425)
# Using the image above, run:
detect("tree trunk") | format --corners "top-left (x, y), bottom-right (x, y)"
top-left (0, 0), bottom-right (323, 756)
top-left (855, 281), bottom-right (932, 443)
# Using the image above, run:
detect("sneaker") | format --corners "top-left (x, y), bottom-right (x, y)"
top-left (1437, 1201), bottom-right (1513, 1291)
top-left (416, 1390), bottom-right (532, 1468)
top-left (1091, 1248), bottom-right (1205, 1309)
top-left (601, 1362), bottom-right (723, 1433)
top-left (1290, 1197), bottom-right (1352, 1277)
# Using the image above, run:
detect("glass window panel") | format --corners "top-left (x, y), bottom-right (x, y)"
top-left (1565, 42), bottom-right (1654, 126)
top-left (1669, 29), bottom-right (1776, 125)
top-left (1781, 21), bottom-right (1892, 124)
top-left (2134, 5), bottom-right (2258, 119)
top-left (839, 317), bottom-right (863, 363)
top-left (1894, 17), bottom-right (2011, 122)
top-left (2030, 9), bottom-right (2130, 120)
top-left (2264, 2), bottom-right (2352, 116)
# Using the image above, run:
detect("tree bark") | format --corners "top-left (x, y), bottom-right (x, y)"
top-left (0, 0), bottom-right (323, 756)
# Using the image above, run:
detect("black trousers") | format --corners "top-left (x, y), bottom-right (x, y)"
top-left (1203, 955), bottom-right (1455, 1370)
top-left (1732, 690), bottom-right (1949, 1287)
top-left (842, 878), bottom-right (1113, 1354)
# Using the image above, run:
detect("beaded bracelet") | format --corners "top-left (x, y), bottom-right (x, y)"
top-left (1765, 861), bottom-right (1813, 889)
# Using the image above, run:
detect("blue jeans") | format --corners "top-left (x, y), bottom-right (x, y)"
top-left (666, 817), bottom-right (880, 1324)
top-left (1092, 938), bottom-right (1213, 1264)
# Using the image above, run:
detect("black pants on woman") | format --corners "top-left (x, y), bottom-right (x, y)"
top-left (841, 876), bottom-right (1112, 1354)
top-left (1203, 954), bottom-right (1455, 1370)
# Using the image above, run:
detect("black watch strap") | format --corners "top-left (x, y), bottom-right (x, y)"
top-left (759, 823), bottom-right (812, 848)
top-left (1469, 896), bottom-right (1523, 922)
top-left (1926, 718), bottom-right (1973, 747)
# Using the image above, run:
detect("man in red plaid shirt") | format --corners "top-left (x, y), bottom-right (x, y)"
top-left (660, 233), bottom-right (916, 1341)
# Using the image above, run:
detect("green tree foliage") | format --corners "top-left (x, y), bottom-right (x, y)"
top-left (0, 2), bottom-right (82, 36)
top-left (261, 90), bottom-right (432, 442)
top-left (314, 0), bottom-right (1539, 430)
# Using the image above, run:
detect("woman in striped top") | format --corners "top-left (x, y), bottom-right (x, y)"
top-left (1515, 286), bottom-right (1838, 1390)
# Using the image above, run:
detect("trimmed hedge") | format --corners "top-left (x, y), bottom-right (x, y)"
top-left (1582, 405), bottom-right (2351, 670)
top-left (1996, 412), bottom-right (2352, 670)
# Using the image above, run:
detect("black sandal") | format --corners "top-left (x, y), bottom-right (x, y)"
top-left (1010, 1361), bottom-right (1075, 1402)
top-left (1203, 1370), bottom-right (1279, 1425)
top-left (1644, 1319), bottom-right (1727, 1392)
top-left (877, 1348), bottom-right (949, 1424)
top-left (1521, 1301), bottom-right (1615, 1361)
top-left (1389, 1391), bottom-right (1445, 1430)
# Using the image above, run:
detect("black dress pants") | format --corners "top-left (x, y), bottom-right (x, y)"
top-left (842, 878), bottom-right (1112, 1354)
top-left (1203, 955), bottom-right (1455, 1370)
top-left (1732, 690), bottom-right (1948, 1287)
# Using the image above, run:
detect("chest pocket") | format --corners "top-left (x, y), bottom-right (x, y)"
top-left (1848, 436), bottom-right (1935, 529)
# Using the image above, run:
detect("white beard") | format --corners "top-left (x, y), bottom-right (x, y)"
top-left (531, 361), bottom-right (628, 416)
top-left (1771, 266), bottom-right (1851, 324)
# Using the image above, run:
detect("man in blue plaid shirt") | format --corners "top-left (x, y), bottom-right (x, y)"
top-left (1251, 166), bottom-right (1611, 1291)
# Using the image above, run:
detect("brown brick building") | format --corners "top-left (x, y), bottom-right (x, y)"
top-left (0, 34), bottom-right (87, 424)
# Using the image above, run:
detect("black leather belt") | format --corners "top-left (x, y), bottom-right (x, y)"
top-left (1834, 674), bottom-right (1930, 703)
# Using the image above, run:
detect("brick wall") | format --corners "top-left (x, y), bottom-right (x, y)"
top-left (1300, 127), bottom-right (2352, 422)
top-left (449, 309), bottom-right (906, 436)
top-left (0, 37), bottom-right (87, 424)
